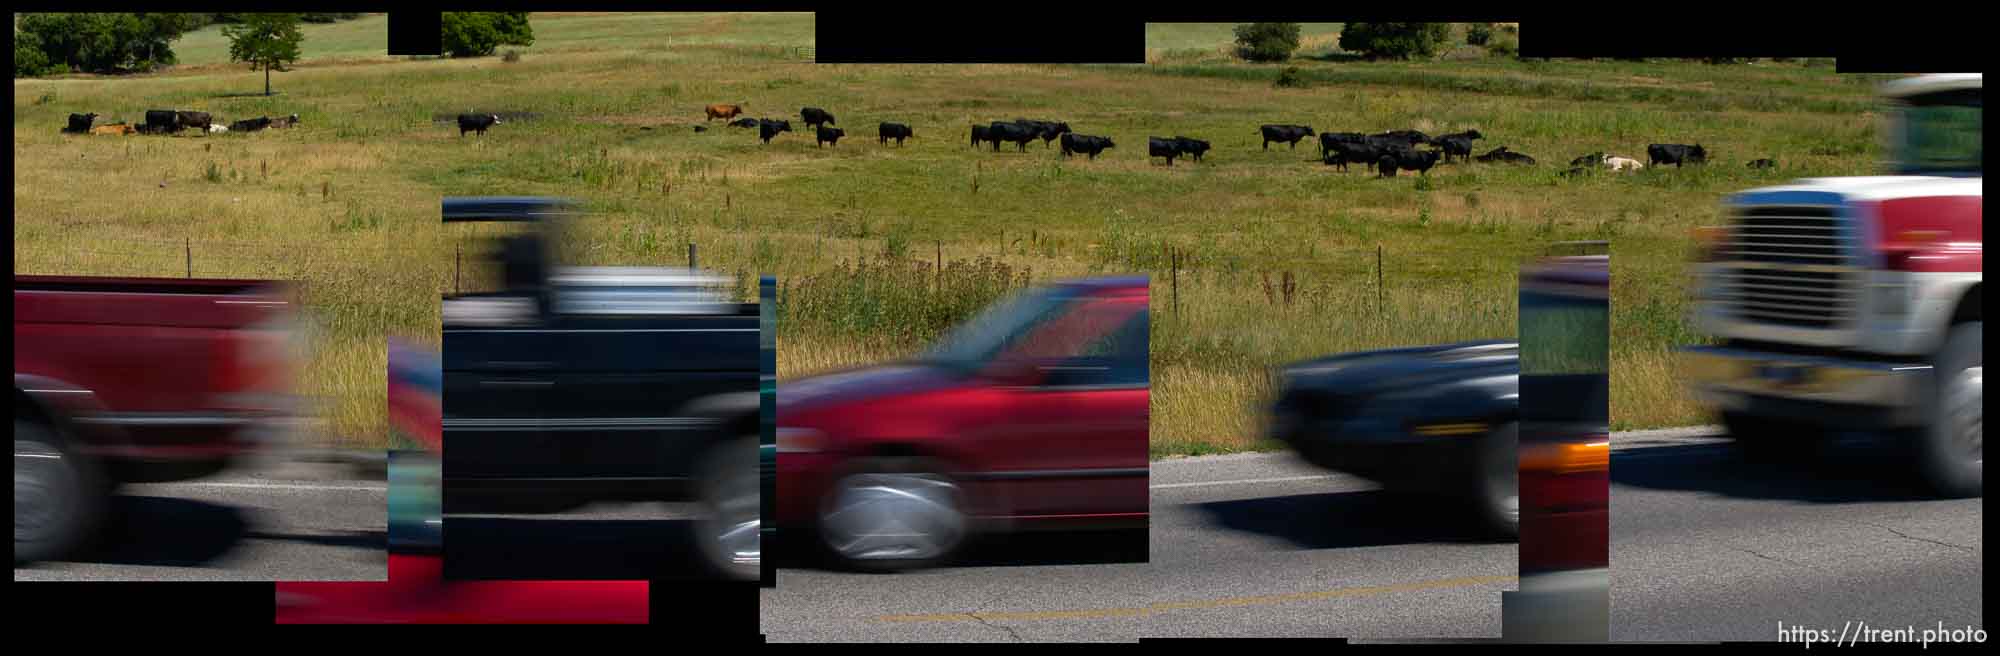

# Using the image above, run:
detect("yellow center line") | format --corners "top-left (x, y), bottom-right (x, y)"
top-left (875, 574), bottom-right (1519, 624)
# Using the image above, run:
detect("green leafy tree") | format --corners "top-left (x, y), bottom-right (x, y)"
top-left (14, 31), bottom-right (55, 77)
top-left (1338, 22), bottom-right (1454, 60)
top-left (441, 12), bottom-right (534, 58)
top-left (1232, 22), bottom-right (1302, 63)
top-left (16, 12), bottom-right (201, 74)
top-left (1466, 23), bottom-right (1493, 46)
top-left (224, 13), bottom-right (304, 96)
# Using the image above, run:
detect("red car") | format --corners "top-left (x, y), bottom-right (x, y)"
top-left (14, 275), bottom-right (299, 564)
top-left (776, 276), bottom-right (1150, 571)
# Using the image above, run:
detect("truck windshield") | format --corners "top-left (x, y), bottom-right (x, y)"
top-left (918, 285), bottom-right (1073, 372)
top-left (1895, 90), bottom-right (1981, 175)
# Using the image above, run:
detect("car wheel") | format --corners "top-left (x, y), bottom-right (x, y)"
top-left (1913, 322), bottom-right (1981, 498)
top-left (816, 457), bottom-right (966, 573)
top-left (693, 436), bottom-right (760, 581)
top-left (1721, 411), bottom-right (1824, 463)
top-left (15, 420), bottom-right (107, 564)
top-left (1469, 421), bottom-right (1520, 539)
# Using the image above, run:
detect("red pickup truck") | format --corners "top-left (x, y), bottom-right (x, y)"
top-left (14, 275), bottom-right (300, 563)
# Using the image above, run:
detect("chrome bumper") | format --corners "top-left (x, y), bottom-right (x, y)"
top-left (1680, 345), bottom-right (1932, 415)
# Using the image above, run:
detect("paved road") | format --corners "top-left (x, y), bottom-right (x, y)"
top-left (760, 426), bottom-right (1983, 642)
top-left (13, 462), bottom-right (387, 582)
top-left (1610, 427), bottom-right (1983, 643)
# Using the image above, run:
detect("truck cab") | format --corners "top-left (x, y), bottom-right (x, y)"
top-left (440, 196), bottom-right (762, 580)
top-left (1681, 73), bottom-right (1981, 496)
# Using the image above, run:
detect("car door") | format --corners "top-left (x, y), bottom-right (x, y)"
top-left (441, 324), bottom-right (557, 483)
top-left (979, 293), bottom-right (1150, 520)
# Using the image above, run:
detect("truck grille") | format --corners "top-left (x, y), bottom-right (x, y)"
top-left (1720, 206), bottom-right (1857, 329)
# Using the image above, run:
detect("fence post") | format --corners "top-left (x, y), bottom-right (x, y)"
top-left (185, 238), bottom-right (192, 278)
top-left (688, 242), bottom-right (698, 270)
top-left (1376, 245), bottom-right (1384, 317)
top-left (322, 181), bottom-right (329, 201)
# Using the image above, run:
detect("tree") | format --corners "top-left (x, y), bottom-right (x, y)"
top-left (441, 12), bottom-right (534, 58)
top-left (224, 13), bottom-right (304, 96)
top-left (16, 12), bottom-right (202, 74)
top-left (1466, 23), bottom-right (1493, 46)
top-left (15, 31), bottom-right (56, 77)
top-left (1338, 23), bottom-right (1454, 60)
top-left (1232, 22), bottom-right (1302, 63)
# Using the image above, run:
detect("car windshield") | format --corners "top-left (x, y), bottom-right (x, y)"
top-left (1894, 90), bottom-right (1981, 175)
top-left (918, 285), bottom-right (1075, 372)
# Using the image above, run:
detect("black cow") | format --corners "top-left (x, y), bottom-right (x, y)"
top-left (1376, 130), bottom-right (1431, 146)
top-left (64, 113), bottom-right (99, 134)
top-left (1376, 149), bottom-right (1442, 177)
top-left (1324, 140), bottom-right (1396, 172)
top-left (144, 109), bottom-right (182, 134)
top-left (816, 125), bottom-right (845, 147)
top-left (1318, 132), bottom-right (1367, 159)
top-left (231, 117), bottom-right (274, 133)
top-left (176, 111), bottom-right (213, 132)
top-left (1474, 146), bottom-right (1536, 165)
top-left (458, 113), bottom-right (502, 136)
top-left (1431, 129), bottom-right (1482, 145)
top-left (1014, 119), bottom-right (1071, 148)
top-left (758, 119), bottom-right (793, 144)
top-left (1434, 136), bottom-right (1477, 163)
top-left (693, 125), bottom-right (708, 133)
top-left (801, 107), bottom-right (836, 132)
top-left (1748, 158), bottom-right (1777, 169)
top-left (986, 121), bottom-right (1039, 152)
top-left (1260, 124), bottom-right (1316, 150)
top-left (1149, 137), bottom-right (1183, 166)
top-left (970, 124), bottom-right (990, 147)
top-left (1558, 166), bottom-right (1592, 179)
top-left (1172, 136), bottom-right (1211, 162)
top-left (728, 117), bottom-right (760, 129)
top-left (1060, 133), bottom-right (1115, 160)
top-left (1647, 143), bottom-right (1707, 168)
top-left (1570, 152), bottom-right (1607, 168)
top-left (269, 113), bottom-right (301, 128)
top-left (879, 122), bottom-right (914, 146)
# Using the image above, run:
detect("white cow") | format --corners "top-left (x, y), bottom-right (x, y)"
top-left (1604, 156), bottom-right (1644, 171)
top-left (208, 123), bottom-right (229, 134)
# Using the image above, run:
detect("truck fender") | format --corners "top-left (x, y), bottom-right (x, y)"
top-left (14, 374), bottom-right (121, 446)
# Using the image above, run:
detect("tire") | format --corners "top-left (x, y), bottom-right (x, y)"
top-left (692, 436), bottom-right (760, 581)
top-left (1913, 322), bottom-right (1981, 498)
top-left (15, 420), bottom-right (108, 564)
top-left (1721, 411), bottom-right (1825, 463)
top-left (1468, 422), bottom-right (1520, 539)
top-left (815, 457), bottom-right (967, 573)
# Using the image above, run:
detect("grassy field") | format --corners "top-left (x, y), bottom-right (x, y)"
top-left (14, 15), bottom-right (1889, 454)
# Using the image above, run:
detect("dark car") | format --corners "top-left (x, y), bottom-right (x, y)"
top-left (758, 275), bottom-right (776, 586)
top-left (1270, 339), bottom-right (1521, 537)
top-left (775, 276), bottom-right (1150, 572)
top-left (439, 196), bottom-right (760, 581)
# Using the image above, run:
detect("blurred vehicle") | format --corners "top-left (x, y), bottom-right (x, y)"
top-left (1681, 73), bottom-right (1981, 496)
top-left (1270, 340), bottom-right (1522, 537)
top-left (776, 276), bottom-right (1150, 571)
top-left (14, 274), bottom-right (299, 564)
top-left (758, 276), bottom-right (776, 586)
top-left (1508, 252), bottom-right (1610, 643)
top-left (274, 344), bottom-right (648, 624)
top-left (440, 196), bottom-right (761, 580)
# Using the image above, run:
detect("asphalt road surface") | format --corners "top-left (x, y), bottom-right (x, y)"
top-left (12, 461), bottom-right (387, 582)
top-left (760, 427), bottom-right (1983, 642)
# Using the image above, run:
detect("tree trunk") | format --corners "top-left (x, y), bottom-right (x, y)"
top-left (264, 64), bottom-right (272, 96)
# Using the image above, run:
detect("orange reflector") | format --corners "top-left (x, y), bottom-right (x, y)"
top-left (1896, 230), bottom-right (1947, 244)
top-left (1520, 439), bottom-right (1610, 474)
top-left (1691, 226), bottom-right (1729, 246)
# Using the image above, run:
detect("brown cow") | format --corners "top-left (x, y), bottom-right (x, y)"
top-left (704, 103), bottom-right (745, 121)
top-left (90, 124), bottom-right (137, 136)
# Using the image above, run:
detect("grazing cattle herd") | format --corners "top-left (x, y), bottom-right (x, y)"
top-left (55, 99), bottom-right (1782, 183)
top-left (61, 109), bottom-right (299, 137)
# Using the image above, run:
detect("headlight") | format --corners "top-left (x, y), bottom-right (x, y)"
top-left (775, 427), bottom-right (826, 453)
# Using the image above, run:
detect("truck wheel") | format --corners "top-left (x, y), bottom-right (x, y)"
top-left (816, 457), bottom-right (966, 573)
top-left (1913, 322), bottom-right (1981, 498)
top-left (692, 436), bottom-right (760, 581)
top-left (15, 420), bottom-right (107, 564)
top-left (1721, 411), bottom-right (1824, 463)
top-left (1468, 422), bottom-right (1520, 539)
